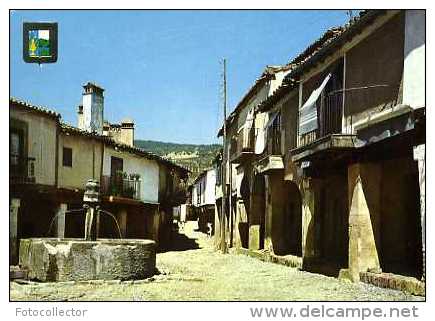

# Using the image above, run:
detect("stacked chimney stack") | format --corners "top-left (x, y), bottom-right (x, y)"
top-left (77, 82), bottom-right (134, 147)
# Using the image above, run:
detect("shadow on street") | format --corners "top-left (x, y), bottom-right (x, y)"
top-left (158, 222), bottom-right (202, 253)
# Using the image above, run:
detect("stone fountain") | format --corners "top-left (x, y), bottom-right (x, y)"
top-left (18, 180), bottom-right (156, 282)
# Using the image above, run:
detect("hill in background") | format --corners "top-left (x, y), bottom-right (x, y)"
top-left (134, 140), bottom-right (222, 184)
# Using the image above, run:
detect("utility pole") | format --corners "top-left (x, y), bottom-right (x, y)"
top-left (220, 58), bottom-right (228, 254)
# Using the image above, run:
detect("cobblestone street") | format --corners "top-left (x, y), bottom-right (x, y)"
top-left (10, 222), bottom-right (424, 301)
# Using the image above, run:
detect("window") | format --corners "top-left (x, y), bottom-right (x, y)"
top-left (267, 112), bottom-right (282, 155)
top-left (10, 130), bottom-right (23, 166)
top-left (63, 147), bottom-right (72, 167)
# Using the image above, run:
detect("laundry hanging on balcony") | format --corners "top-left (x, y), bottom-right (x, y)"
top-left (255, 112), bottom-right (268, 154)
top-left (242, 107), bottom-right (255, 148)
top-left (299, 73), bottom-right (332, 135)
top-left (255, 111), bottom-right (278, 154)
top-left (245, 107), bottom-right (255, 132)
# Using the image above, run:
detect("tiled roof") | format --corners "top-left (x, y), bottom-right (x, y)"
top-left (217, 16), bottom-right (356, 136)
top-left (10, 97), bottom-right (61, 119)
top-left (62, 122), bottom-right (102, 135)
top-left (217, 65), bottom-right (292, 137)
top-left (113, 142), bottom-right (190, 174)
top-left (285, 10), bottom-right (386, 79)
top-left (257, 10), bottom-right (388, 113)
top-left (61, 123), bottom-right (189, 174)
top-left (256, 82), bottom-right (297, 113)
top-left (83, 81), bottom-right (105, 91)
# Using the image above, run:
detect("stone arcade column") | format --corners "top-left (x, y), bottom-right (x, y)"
top-left (346, 163), bottom-right (381, 282)
top-left (213, 203), bottom-right (221, 249)
top-left (300, 178), bottom-right (316, 262)
top-left (264, 175), bottom-right (274, 253)
top-left (249, 173), bottom-right (264, 250)
top-left (10, 198), bottom-right (21, 264)
top-left (55, 203), bottom-right (67, 238)
top-left (234, 198), bottom-right (243, 249)
top-left (414, 144), bottom-right (425, 281)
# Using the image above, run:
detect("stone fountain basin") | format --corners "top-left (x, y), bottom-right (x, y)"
top-left (19, 238), bottom-right (156, 282)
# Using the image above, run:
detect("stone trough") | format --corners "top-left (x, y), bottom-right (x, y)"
top-left (19, 238), bottom-right (156, 282)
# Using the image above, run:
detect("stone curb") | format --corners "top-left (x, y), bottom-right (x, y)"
top-left (236, 248), bottom-right (303, 269)
top-left (360, 272), bottom-right (425, 297)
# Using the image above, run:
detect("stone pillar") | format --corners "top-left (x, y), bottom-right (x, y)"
top-left (117, 208), bottom-right (128, 238)
top-left (10, 198), bottom-right (21, 265)
top-left (55, 203), bottom-right (67, 238)
top-left (248, 225), bottom-right (261, 250)
top-left (346, 163), bottom-right (381, 282)
top-left (153, 209), bottom-right (163, 243)
top-left (414, 144), bottom-right (425, 280)
top-left (264, 175), bottom-right (273, 253)
top-left (214, 202), bottom-right (221, 249)
top-left (234, 199), bottom-right (243, 249)
top-left (301, 178), bottom-right (316, 261)
top-left (249, 174), bottom-right (263, 250)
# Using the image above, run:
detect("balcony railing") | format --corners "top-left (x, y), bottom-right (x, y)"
top-left (10, 155), bottom-right (35, 184)
top-left (319, 91), bottom-right (343, 137)
top-left (299, 90), bottom-right (343, 147)
top-left (230, 126), bottom-right (255, 162)
top-left (266, 114), bottom-right (282, 156)
top-left (101, 173), bottom-right (141, 200)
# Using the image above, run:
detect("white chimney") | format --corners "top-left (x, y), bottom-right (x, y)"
top-left (120, 118), bottom-right (134, 146)
top-left (81, 82), bottom-right (104, 134)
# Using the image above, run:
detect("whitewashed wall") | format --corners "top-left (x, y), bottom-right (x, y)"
top-left (403, 10), bottom-right (425, 109)
top-left (58, 133), bottom-right (103, 190)
top-left (103, 146), bottom-right (159, 203)
top-left (192, 169), bottom-right (216, 207)
top-left (204, 169), bottom-right (216, 205)
top-left (191, 184), bottom-right (198, 206)
top-left (82, 92), bottom-right (104, 134)
top-left (10, 108), bottom-right (57, 186)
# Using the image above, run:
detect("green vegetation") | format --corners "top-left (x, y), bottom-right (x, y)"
top-left (134, 140), bottom-right (221, 184)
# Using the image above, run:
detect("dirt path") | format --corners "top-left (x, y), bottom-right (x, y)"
top-left (10, 222), bottom-right (423, 301)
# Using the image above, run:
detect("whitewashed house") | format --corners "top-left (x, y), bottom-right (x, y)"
top-left (190, 168), bottom-right (216, 233)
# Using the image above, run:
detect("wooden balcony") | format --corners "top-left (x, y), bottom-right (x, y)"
top-left (256, 119), bottom-right (284, 174)
top-left (101, 173), bottom-right (141, 200)
top-left (9, 155), bottom-right (36, 184)
top-left (230, 126), bottom-right (255, 164)
top-left (298, 89), bottom-right (344, 148)
top-left (291, 134), bottom-right (357, 163)
top-left (255, 155), bottom-right (284, 174)
top-left (292, 88), bottom-right (357, 162)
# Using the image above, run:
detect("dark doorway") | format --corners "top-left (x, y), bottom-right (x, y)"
top-left (251, 174), bottom-right (266, 250)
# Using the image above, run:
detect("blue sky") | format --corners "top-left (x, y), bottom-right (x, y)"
top-left (10, 10), bottom-right (351, 144)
